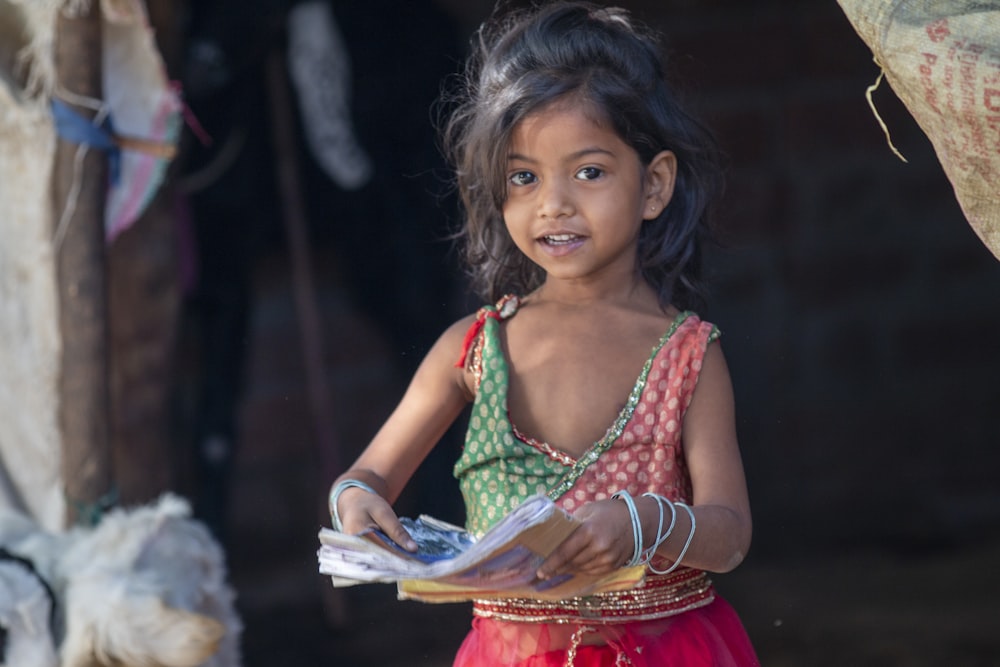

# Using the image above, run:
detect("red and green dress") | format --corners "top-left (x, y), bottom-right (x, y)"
top-left (451, 295), bottom-right (759, 667)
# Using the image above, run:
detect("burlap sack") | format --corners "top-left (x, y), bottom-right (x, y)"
top-left (838, 0), bottom-right (1000, 260)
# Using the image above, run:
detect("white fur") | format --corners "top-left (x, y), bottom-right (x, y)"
top-left (0, 494), bottom-right (242, 667)
top-left (0, 559), bottom-right (59, 667)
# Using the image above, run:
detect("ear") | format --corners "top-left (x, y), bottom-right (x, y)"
top-left (642, 150), bottom-right (677, 221)
top-left (61, 592), bottom-right (224, 667)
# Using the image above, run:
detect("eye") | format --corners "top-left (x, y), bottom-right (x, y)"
top-left (576, 166), bottom-right (604, 181)
top-left (508, 170), bottom-right (537, 186)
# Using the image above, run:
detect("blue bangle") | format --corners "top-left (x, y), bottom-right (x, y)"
top-left (329, 479), bottom-right (377, 531)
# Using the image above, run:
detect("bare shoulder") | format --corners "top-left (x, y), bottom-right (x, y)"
top-left (438, 311), bottom-right (480, 346)
top-left (682, 341), bottom-right (737, 466)
top-left (702, 336), bottom-right (731, 371)
top-left (419, 311), bottom-right (480, 400)
top-left (693, 337), bottom-right (734, 398)
top-left (431, 311), bottom-right (479, 364)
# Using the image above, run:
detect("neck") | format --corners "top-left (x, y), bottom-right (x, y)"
top-left (531, 274), bottom-right (658, 309)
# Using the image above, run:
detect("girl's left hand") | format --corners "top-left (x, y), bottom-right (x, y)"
top-left (536, 499), bottom-right (634, 580)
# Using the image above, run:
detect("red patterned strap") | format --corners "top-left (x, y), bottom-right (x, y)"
top-left (453, 295), bottom-right (520, 369)
top-left (453, 310), bottom-right (493, 369)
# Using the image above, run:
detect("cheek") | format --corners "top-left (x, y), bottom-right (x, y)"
top-left (498, 208), bottom-right (518, 238)
top-left (501, 200), bottom-right (525, 229)
top-left (503, 219), bottom-right (529, 246)
top-left (501, 213), bottom-right (535, 253)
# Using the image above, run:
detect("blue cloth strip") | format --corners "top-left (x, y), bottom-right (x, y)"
top-left (50, 98), bottom-right (121, 184)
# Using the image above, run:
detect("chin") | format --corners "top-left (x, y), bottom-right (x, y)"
top-left (0, 494), bottom-right (241, 667)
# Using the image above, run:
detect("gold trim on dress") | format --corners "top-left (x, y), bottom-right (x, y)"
top-left (472, 568), bottom-right (715, 625)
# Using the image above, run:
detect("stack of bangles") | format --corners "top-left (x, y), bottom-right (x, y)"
top-left (328, 479), bottom-right (378, 531)
top-left (612, 490), bottom-right (696, 574)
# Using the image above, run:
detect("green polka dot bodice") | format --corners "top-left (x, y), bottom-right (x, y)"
top-left (453, 297), bottom-right (717, 537)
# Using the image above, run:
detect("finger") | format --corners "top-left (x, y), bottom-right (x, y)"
top-left (369, 503), bottom-right (417, 551)
top-left (565, 542), bottom-right (617, 573)
top-left (537, 531), bottom-right (586, 579)
top-left (573, 550), bottom-right (625, 575)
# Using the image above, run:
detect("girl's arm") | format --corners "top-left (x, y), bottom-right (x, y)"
top-left (654, 341), bottom-right (752, 572)
top-left (330, 315), bottom-right (476, 549)
top-left (537, 342), bottom-right (752, 577)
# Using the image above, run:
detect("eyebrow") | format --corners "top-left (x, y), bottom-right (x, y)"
top-left (507, 146), bottom-right (616, 162)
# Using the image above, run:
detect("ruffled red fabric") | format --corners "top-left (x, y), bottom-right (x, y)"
top-left (453, 598), bottom-right (759, 667)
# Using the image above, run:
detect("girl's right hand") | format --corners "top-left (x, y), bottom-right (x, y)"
top-left (336, 486), bottom-right (418, 552)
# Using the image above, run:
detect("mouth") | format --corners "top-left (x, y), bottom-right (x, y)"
top-left (540, 233), bottom-right (585, 246)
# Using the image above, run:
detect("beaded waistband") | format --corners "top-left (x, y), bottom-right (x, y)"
top-left (472, 567), bottom-right (715, 625)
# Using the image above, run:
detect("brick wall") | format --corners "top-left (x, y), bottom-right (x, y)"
top-left (629, 1), bottom-right (1000, 554)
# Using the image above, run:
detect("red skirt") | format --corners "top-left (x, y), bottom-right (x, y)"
top-left (453, 597), bottom-right (759, 667)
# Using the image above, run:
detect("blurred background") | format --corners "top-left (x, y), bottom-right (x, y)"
top-left (122, 0), bottom-right (1000, 664)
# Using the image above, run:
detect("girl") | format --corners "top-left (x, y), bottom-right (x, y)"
top-left (328, 2), bottom-right (759, 665)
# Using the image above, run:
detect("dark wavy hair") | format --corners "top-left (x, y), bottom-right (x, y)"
top-left (441, 1), bottom-right (723, 312)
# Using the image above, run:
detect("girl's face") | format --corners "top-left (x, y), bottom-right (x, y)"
top-left (502, 101), bottom-right (675, 290)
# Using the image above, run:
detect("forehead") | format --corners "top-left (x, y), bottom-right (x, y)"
top-left (508, 99), bottom-right (626, 157)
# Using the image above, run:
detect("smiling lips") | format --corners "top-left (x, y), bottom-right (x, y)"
top-left (541, 233), bottom-right (584, 245)
top-left (538, 232), bottom-right (586, 256)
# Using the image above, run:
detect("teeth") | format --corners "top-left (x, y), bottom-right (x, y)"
top-left (544, 234), bottom-right (578, 243)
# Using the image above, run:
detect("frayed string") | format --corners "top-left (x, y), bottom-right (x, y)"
top-left (60, 0), bottom-right (94, 19)
top-left (865, 58), bottom-right (907, 163)
top-left (50, 89), bottom-right (111, 252)
top-left (171, 80), bottom-right (213, 147)
top-left (66, 485), bottom-right (119, 527)
top-left (52, 141), bottom-right (88, 253)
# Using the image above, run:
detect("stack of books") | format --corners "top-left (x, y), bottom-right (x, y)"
top-left (317, 494), bottom-right (645, 602)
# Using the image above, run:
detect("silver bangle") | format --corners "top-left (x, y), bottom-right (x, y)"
top-left (651, 501), bottom-right (696, 575)
top-left (329, 479), bottom-right (377, 531)
top-left (641, 492), bottom-right (677, 563)
top-left (612, 489), bottom-right (644, 567)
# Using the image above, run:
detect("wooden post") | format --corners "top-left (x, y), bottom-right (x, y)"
top-left (264, 45), bottom-right (349, 627)
top-left (264, 47), bottom-right (342, 487)
top-left (52, 3), bottom-right (114, 527)
top-left (107, 0), bottom-right (183, 507)
top-left (108, 187), bottom-right (179, 505)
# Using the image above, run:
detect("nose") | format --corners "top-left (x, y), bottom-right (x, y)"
top-left (537, 178), bottom-right (573, 219)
